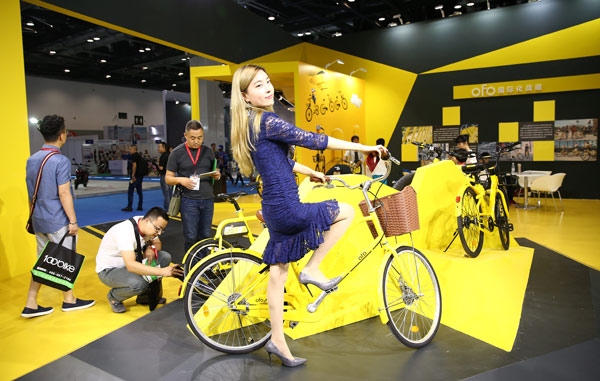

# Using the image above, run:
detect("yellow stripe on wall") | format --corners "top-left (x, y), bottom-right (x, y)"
top-left (425, 18), bottom-right (600, 74)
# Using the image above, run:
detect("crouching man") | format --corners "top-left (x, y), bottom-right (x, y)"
top-left (96, 207), bottom-right (183, 313)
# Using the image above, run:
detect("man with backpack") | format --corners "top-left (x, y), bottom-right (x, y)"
top-left (122, 144), bottom-right (147, 211)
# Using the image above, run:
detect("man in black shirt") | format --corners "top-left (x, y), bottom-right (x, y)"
top-left (158, 142), bottom-right (171, 210)
top-left (122, 145), bottom-right (145, 211)
top-left (166, 121), bottom-right (220, 253)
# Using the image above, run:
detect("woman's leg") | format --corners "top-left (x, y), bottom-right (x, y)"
top-left (268, 263), bottom-right (293, 359)
top-left (303, 202), bottom-right (354, 282)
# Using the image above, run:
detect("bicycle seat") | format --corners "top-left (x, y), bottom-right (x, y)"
top-left (217, 192), bottom-right (248, 202)
top-left (255, 210), bottom-right (265, 224)
top-left (461, 163), bottom-right (486, 174)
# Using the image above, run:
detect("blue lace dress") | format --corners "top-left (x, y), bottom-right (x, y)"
top-left (250, 111), bottom-right (340, 265)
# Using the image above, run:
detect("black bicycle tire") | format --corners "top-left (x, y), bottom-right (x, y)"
top-left (184, 238), bottom-right (233, 275)
top-left (383, 246), bottom-right (442, 348)
top-left (496, 193), bottom-right (510, 250)
top-left (457, 187), bottom-right (484, 257)
top-left (393, 173), bottom-right (415, 191)
top-left (183, 251), bottom-right (271, 354)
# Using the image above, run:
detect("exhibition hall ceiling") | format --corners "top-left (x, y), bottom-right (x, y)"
top-left (21, 0), bottom-right (534, 92)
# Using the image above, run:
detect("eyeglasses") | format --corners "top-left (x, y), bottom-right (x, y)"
top-left (149, 220), bottom-right (165, 235)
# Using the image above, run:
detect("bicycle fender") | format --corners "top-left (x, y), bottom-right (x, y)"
top-left (179, 248), bottom-right (264, 297)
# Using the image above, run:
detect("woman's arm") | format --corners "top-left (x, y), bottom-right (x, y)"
top-left (327, 137), bottom-right (387, 157)
top-left (291, 161), bottom-right (317, 177)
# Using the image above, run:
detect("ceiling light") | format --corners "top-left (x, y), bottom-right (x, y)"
top-left (435, 5), bottom-right (443, 10)
top-left (305, 31), bottom-right (311, 35)
top-left (93, 37), bottom-right (100, 41)
top-left (105, 75), bottom-right (111, 78)
top-left (388, 22), bottom-right (398, 27)
top-left (297, 33), bottom-right (304, 37)
top-left (100, 59), bottom-right (107, 63)
top-left (87, 39), bottom-right (94, 43)
top-left (467, 2), bottom-right (475, 5)
top-left (172, 84), bottom-right (177, 87)
top-left (141, 79), bottom-right (146, 83)
top-left (26, 22), bottom-right (35, 27)
top-left (333, 32), bottom-right (343, 37)
top-left (378, 17), bottom-right (385, 21)
top-left (29, 117), bottom-right (38, 124)
top-left (455, 5), bottom-right (462, 9)
top-left (64, 69), bottom-right (70, 73)
top-left (139, 49), bottom-right (145, 53)
top-left (324, 59), bottom-right (345, 69)
top-left (348, 0), bottom-right (355, 2)
top-left (49, 50), bottom-right (56, 55)
top-left (178, 72), bottom-right (184, 76)
top-left (142, 66), bottom-right (149, 70)
top-left (175, 100), bottom-right (180, 105)
top-left (145, 47), bottom-right (151, 51)
top-left (349, 68), bottom-right (367, 76)
top-left (181, 58), bottom-right (187, 61)
top-left (268, 16), bottom-right (275, 21)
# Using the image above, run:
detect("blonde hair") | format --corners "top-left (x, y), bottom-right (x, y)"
top-left (230, 65), bottom-right (274, 177)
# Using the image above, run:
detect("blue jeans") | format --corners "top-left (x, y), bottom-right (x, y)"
top-left (127, 176), bottom-right (144, 209)
top-left (97, 251), bottom-right (172, 302)
top-left (160, 175), bottom-right (172, 210)
top-left (180, 197), bottom-right (214, 253)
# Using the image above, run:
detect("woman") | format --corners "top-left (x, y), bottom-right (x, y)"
top-left (231, 65), bottom-right (386, 367)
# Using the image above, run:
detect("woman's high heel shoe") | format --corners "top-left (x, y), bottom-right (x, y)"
top-left (265, 340), bottom-right (306, 367)
top-left (298, 271), bottom-right (342, 291)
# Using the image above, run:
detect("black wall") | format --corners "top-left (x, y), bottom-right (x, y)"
top-left (388, 56), bottom-right (600, 198)
top-left (165, 101), bottom-right (191, 149)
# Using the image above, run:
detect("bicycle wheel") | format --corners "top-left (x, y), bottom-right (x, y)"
top-left (320, 104), bottom-right (327, 114)
top-left (184, 238), bottom-right (233, 275)
top-left (495, 193), bottom-right (510, 250)
top-left (183, 251), bottom-right (271, 354)
top-left (382, 246), bottom-right (442, 348)
top-left (305, 107), bottom-right (312, 122)
top-left (341, 98), bottom-right (348, 110)
top-left (457, 187), bottom-right (484, 257)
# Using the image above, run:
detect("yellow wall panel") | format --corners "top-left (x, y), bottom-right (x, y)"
top-left (425, 18), bottom-right (600, 74)
top-left (401, 142), bottom-right (418, 162)
top-left (499, 122), bottom-right (519, 142)
top-left (443, 106), bottom-right (460, 126)
top-left (533, 100), bottom-right (555, 122)
top-left (533, 141), bottom-right (555, 161)
top-left (0, 0), bottom-right (37, 280)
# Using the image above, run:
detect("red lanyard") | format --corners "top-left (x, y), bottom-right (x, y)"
top-left (41, 148), bottom-right (61, 153)
top-left (185, 142), bottom-right (201, 165)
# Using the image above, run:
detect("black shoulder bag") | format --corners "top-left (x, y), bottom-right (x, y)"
top-left (129, 218), bottom-right (163, 311)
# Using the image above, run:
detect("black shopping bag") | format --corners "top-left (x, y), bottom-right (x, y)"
top-left (31, 232), bottom-right (85, 291)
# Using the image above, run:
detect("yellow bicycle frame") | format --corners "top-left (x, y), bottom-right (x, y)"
top-left (455, 172), bottom-right (510, 232)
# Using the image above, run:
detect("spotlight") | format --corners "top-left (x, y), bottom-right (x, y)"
top-left (467, 2), bottom-right (475, 6)
top-left (64, 69), bottom-right (70, 73)
top-left (175, 100), bottom-right (180, 105)
top-left (349, 68), bottom-right (367, 76)
top-left (26, 22), bottom-right (34, 27)
top-left (145, 47), bottom-right (151, 51)
top-left (100, 59), bottom-right (107, 63)
top-left (333, 32), bottom-right (343, 37)
top-left (142, 66), bottom-right (149, 70)
top-left (178, 72), bottom-right (184, 76)
top-left (93, 37), bottom-right (100, 41)
top-left (378, 17), bottom-right (385, 21)
top-left (106, 75), bottom-right (111, 78)
top-left (141, 79), bottom-right (146, 83)
top-left (268, 16), bottom-right (275, 21)
top-left (49, 50), bottom-right (56, 55)
top-left (454, 5), bottom-right (462, 9)
top-left (87, 39), bottom-right (94, 43)
top-left (172, 84), bottom-right (177, 87)
top-left (324, 59), bottom-right (345, 69)
top-left (139, 49), bottom-right (145, 53)
top-left (435, 5), bottom-right (443, 10)
top-left (297, 33), bottom-right (304, 37)
top-left (305, 31), bottom-right (311, 35)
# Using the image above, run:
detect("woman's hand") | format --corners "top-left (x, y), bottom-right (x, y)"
top-left (362, 145), bottom-right (388, 158)
top-left (310, 170), bottom-right (327, 183)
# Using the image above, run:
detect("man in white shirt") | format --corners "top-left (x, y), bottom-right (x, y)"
top-left (455, 134), bottom-right (478, 164)
top-left (343, 135), bottom-right (365, 174)
top-left (96, 207), bottom-right (183, 313)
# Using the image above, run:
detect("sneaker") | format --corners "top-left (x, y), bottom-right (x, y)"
top-left (62, 298), bottom-right (95, 312)
top-left (21, 305), bottom-right (54, 318)
top-left (122, 207), bottom-right (133, 212)
top-left (108, 295), bottom-right (126, 313)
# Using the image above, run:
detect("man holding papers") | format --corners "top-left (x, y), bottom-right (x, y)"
top-left (165, 120), bottom-right (220, 253)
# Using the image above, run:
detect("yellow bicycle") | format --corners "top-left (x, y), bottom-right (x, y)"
top-left (455, 143), bottom-right (519, 257)
top-left (181, 191), bottom-right (259, 275)
top-left (180, 155), bottom-right (442, 354)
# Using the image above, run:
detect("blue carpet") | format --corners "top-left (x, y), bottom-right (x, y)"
top-left (74, 181), bottom-right (256, 227)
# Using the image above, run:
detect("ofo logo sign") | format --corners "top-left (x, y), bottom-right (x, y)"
top-left (471, 84), bottom-right (497, 97)
top-left (43, 256), bottom-right (76, 273)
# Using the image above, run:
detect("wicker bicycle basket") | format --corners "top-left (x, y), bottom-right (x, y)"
top-left (358, 185), bottom-right (420, 238)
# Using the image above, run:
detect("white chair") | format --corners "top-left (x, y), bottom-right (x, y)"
top-left (529, 173), bottom-right (566, 211)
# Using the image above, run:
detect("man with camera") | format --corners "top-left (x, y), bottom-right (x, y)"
top-left (96, 207), bottom-right (183, 313)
